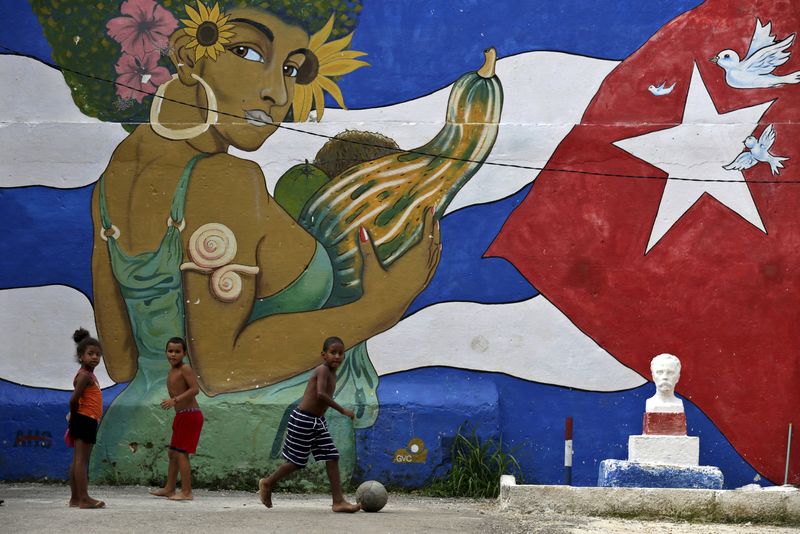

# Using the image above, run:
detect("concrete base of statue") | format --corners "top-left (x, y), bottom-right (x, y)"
top-left (629, 434), bottom-right (699, 466)
top-left (597, 459), bottom-right (724, 489)
top-left (597, 417), bottom-right (723, 489)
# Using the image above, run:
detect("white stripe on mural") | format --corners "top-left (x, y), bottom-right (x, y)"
top-left (0, 285), bottom-right (113, 390)
top-left (368, 297), bottom-right (646, 392)
top-left (1, 52), bottom-right (616, 212)
top-left (0, 285), bottom-right (644, 392)
top-left (445, 52), bottom-right (617, 213)
top-left (0, 55), bottom-right (128, 188)
top-left (242, 52), bottom-right (618, 214)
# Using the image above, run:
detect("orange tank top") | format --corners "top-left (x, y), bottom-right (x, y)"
top-left (74, 369), bottom-right (103, 420)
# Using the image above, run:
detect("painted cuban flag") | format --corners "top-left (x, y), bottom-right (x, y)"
top-left (1, 0), bottom-right (794, 486)
top-left (489, 1), bottom-right (800, 485)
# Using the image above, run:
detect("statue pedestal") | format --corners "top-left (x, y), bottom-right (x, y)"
top-left (643, 411), bottom-right (686, 435)
top-left (598, 459), bottom-right (724, 489)
top-left (629, 434), bottom-right (699, 466)
top-left (597, 411), bottom-right (723, 489)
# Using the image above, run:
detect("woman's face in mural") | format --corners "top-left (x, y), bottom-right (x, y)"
top-left (178, 9), bottom-right (310, 151)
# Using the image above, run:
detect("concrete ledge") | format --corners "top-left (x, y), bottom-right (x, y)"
top-left (498, 476), bottom-right (800, 525)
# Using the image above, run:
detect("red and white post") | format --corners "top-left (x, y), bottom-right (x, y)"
top-left (564, 416), bottom-right (573, 485)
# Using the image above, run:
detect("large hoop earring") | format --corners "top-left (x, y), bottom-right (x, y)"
top-left (150, 73), bottom-right (218, 140)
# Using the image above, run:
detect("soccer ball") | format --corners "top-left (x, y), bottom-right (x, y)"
top-left (355, 480), bottom-right (388, 512)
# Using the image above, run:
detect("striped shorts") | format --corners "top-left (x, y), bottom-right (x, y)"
top-left (282, 408), bottom-right (339, 468)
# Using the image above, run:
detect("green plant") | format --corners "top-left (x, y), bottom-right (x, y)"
top-left (424, 425), bottom-right (523, 499)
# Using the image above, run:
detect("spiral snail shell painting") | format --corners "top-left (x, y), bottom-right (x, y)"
top-left (181, 223), bottom-right (259, 302)
top-left (186, 223), bottom-right (239, 270)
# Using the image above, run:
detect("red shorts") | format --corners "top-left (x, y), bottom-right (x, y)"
top-left (169, 409), bottom-right (203, 454)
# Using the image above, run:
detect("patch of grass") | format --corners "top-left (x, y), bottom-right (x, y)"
top-left (423, 425), bottom-right (523, 499)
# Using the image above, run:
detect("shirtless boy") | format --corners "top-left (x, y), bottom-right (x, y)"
top-left (150, 337), bottom-right (203, 500)
top-left (259, 336), bottom-right (360, 512)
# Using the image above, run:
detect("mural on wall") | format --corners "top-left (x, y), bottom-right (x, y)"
top-left (1, 0), bottom-right (798, 488)
top-left (15, 0), bottom-right (501, 484)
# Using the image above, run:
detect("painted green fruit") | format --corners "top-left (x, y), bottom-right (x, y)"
top-left (273, 161), bottom-right (330, 221)
top-left (298, 48), bottom-right (503, 306)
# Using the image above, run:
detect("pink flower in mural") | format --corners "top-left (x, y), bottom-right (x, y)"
top-left (115, 52), bottom-right (171, 103)
top-left (107, 0), bottom-right (179, 57)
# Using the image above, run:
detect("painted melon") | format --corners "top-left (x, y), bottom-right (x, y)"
top-left (273, 162), bottom-right (330, 220)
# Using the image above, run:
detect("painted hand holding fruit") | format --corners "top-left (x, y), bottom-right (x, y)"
top-left (276, 48), bottom-right (504, 307)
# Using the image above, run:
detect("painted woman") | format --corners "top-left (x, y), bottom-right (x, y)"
top-left (27, 0), bottom-right (437, 484)
top-left (31, 0), bottom-right (501, 485)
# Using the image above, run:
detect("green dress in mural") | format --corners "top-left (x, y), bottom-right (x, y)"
top-left (91, 154), bottom-right (378, 486)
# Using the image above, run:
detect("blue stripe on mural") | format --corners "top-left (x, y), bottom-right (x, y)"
top-left (406, 185), bottom-right (537, 316)
top-left (355, 367), bottom-right (765, 489)
top-left (341, 0), bottom-right (703, 107)
top-left (5, 0), bottom-right (703, 108)
top-left (0, 183), bottom-right (535, 309)
top-left (1, 369), bottom-right (759, 488)
top-left (0, 380), bottom-right (126, 480)
top-left (0, 185), bottom-right (94, 297)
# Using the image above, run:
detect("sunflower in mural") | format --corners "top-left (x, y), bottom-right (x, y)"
top-left (181, 1), bottom-right (235, 61)
top-left (292, 15), bottom-right (369, 122)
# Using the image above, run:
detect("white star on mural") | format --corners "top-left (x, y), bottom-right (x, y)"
top-left (614, 63), bottom-right (774, 253)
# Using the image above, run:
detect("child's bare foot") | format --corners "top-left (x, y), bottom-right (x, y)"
top-left (168, 492), bottom-right (193, 501)
top-left (68, 499), bottom-right (79, 507)
top-left (149, 488), bottom-right (175, 497)
top-left (78, 498), bottom-right (105, 509)
top-left (258, 478), bottom-right (272, 508)
top-left (332, 501), bottom-right (361, 513)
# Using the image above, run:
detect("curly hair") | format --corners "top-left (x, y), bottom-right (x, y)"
top-left (30, 0), bottom-right (363, 128)
top-left (73, 327), bottom-right (102, 359)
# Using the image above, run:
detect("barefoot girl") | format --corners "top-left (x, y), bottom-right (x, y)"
top-left (67, 328), bottom-right (105, 509)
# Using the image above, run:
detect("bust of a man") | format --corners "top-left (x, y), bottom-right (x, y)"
top-left (645, 353), bottom-right (684, 413)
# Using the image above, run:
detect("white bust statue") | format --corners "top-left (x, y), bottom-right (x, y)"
top-left (645, 353), bottom-right (684, 413)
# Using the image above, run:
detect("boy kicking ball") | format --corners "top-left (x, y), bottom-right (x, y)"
top-left (259, 336), bottom-right (360, 513)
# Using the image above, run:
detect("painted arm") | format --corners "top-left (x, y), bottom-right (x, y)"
top-left (315, 367), bottom-right (354, 418)
top-left (183, 159), bottom-right (441, 395)
top-left (91, 186), bottom-right (139, 382)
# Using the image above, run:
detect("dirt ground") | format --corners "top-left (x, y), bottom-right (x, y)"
top-left (0, 483), bottom-right (796, 533)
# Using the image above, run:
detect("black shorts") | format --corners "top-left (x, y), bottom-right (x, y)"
top-left (68, 413), bottom-right (98, 444)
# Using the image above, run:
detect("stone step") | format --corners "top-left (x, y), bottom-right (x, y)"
top-left (498, 475), bottom-right (800, 525)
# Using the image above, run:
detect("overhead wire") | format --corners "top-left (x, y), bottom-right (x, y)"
top-left (0, 43), bottom-right (795, 185)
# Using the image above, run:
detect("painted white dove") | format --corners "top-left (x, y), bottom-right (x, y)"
top-left (724, 124), bottom-right (788, 175)
top-left (647, 81), bottom-right (676, 96)
top-left (711, 18), bottom-right (800, 89)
